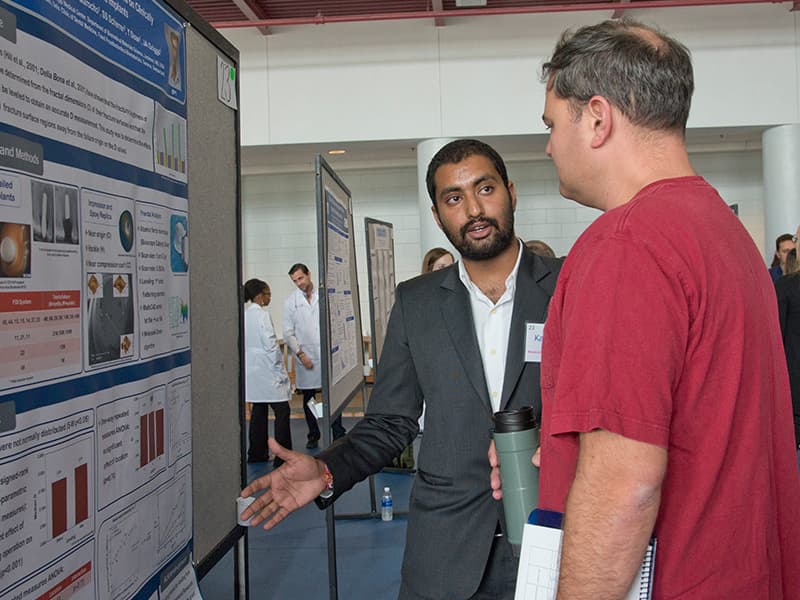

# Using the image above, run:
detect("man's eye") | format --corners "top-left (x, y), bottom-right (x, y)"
top-left (479, 185), bottom-right (493, 194)
top-left (445, 195), bottom-right (460, 204)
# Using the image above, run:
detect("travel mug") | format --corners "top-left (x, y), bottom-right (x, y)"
top-left (493, 406), bottom-right (539, 545)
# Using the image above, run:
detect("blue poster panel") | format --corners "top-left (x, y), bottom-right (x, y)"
top-left (0, 0), bottom-right (198, 598)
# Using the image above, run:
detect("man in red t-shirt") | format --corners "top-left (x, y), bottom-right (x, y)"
top-left (491, 18), bottom-right (800, 599)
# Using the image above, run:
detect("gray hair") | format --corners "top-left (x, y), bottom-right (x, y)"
top-left (542, 18), bottom-right (694, 132)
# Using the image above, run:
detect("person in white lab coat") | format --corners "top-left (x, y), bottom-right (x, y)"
top-left (244, 279), bottom-right (292, 467)
top-left (283, 263), bottom-right (345, 449)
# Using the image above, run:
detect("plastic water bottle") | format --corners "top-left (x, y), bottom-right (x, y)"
top-left (381, 486), bottom-right (393, 521)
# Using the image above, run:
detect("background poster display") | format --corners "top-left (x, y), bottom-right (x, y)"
top-left (0, 0), bottom-right (197, 599)
top-left (363, 218), bottom-right (395, 375)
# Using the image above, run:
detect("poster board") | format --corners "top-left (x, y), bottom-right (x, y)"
top-left (315, 156), bottom-right (364, 425)
top-left (181, 5), bottom-right (244, 586)
top-left (0, 0), bottom-right (242, 598)
top-left (363, 218), bottom-right (396, 377)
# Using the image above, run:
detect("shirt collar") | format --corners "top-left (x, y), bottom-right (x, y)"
top-left (457, 239), bottom-right (523, 304)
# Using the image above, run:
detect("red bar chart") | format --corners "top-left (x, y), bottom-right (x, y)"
top-left (45, 438), bottom-right (93, 540)
top-left (51, 478), bottom-right (67, 538)
top-left (75, 463), bottom-right (88, 525)
top-left (140, 408), bottom-right (166, 468)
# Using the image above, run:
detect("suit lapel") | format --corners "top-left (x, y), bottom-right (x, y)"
top-left (500, 251), bottom-right (552, 408)
top-left (439, 268), bottom-right (491, 411)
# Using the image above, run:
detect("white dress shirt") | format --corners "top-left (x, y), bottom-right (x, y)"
top-left (457, 241), bottom-right (523, 413)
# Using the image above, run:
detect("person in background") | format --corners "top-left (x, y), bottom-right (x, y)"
top-left (524, 239), bottom-right (556, 258)
top-left (775, 227), bottom-right (800, 472)
top-left (770, 232), bottom-right (795, 282)
top-left (241, 139), bottom-right (561, 600)
top-left (243, 279), bottom-right (292, 467)
top-left (421, 247), bottom-right (454, 273)
top-left (283, 263), bottom-right (345, 449)
top-left (492, 18), bottom-right (800, 598)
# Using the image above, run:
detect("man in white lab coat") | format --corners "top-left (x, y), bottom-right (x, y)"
top-left (283, 263), bottom-right (345, 449)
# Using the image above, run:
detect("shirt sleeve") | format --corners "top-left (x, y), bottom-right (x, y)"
top-left (549, 233), bottom-right (689, 448)
top-left (282, 295), bottom-right (301, 354)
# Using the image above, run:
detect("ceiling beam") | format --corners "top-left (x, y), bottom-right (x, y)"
top-left (432, 0), bottom-right (445, 27)
top-left (231, 0), bottom-right (271, 35)
top-left (612, 0), bottom-right (630, 19)
top-left (212, 0), bottom-right (786, 29)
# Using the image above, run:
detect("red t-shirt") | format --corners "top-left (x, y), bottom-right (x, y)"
top-left (540, 177), bottom-right (800, 599)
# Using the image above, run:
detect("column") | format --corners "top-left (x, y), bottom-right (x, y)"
top-left (762, 124), bottom-right (800, 259)
top-left (416, 138), bottom-right (456, 259)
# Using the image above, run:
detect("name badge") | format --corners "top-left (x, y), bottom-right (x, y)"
top-left (525, 322), bottom-right (545, 363)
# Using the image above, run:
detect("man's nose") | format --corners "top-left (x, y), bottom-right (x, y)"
top-left (463, 193), bottom-right (484, 218)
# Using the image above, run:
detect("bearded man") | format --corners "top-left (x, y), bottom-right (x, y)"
top-left (241, 139), bottom-right (561, 600)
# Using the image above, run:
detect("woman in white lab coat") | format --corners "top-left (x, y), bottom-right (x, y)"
top-left (243, 279), bottom-right (292, 467)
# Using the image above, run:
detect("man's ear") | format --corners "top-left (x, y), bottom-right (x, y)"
top-left (508, 182), bottom-right (517, 211)
top-left (586, 95), bottom-right (613, 149)
top-left (431, 204), bottom-right (443, 230)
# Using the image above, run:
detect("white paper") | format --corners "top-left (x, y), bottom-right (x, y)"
top-left (515, 522), bottom-right (654, 600)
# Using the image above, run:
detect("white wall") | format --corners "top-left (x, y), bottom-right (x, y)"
top-left (243, 150), bottom-right (763, 337)
top-left (224, 4), bottom-right (800, 146)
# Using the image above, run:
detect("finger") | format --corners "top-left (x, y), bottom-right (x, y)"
top-left (241, 473), bottom-right (271, 497)
top-left (532, 446), bottom-right (541, 468)
top-left (246, 494), bottom-right (280, 526)
top-left (268, 437), bottom-right (290, 459)
top-left (262, 504), bottom-right (293, 530)
top-left (487, 440), bottom-right (498, 468)
top-left (240, 491), bottom-right (271, 523)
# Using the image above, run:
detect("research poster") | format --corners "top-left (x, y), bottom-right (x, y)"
top-left (0, 0), bottom-right (198, 599)
top-left (324, 187), bottom-right (359, 386)
top-left (365, 219), bottom-right (395, 368)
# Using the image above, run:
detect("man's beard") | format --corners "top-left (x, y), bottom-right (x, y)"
top-left (441, 204), bottom-right (515, 261)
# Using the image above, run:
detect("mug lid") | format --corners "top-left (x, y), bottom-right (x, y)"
top-left (493, 406), bottom-right (536, 433)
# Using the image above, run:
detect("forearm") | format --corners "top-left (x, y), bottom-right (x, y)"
top-left (283, 330), bottom-right (300, 355)
top-left (557, 430), bottom-right (664, 600)
top-left (317, 413), bottom-right (417, 499)
top-left (558, 476), bottom-right (659, 598)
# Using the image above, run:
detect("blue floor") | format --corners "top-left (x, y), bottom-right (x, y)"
top-left (199, 417), bottom-right (416, 599)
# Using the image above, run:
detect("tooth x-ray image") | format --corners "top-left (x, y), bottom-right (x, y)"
top-left (55, 187), bottom-right (79, 244)
top-left (165, 24), bottom-right (183, 91)
top-left (31, 181), bottom-right (55, 243)
top-left (87, 272), bottom-right (135, 365)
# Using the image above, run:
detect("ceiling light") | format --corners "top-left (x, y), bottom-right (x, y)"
top-left (327, 149), bottom-right (346, 155)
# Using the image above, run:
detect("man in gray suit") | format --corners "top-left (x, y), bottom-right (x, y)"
top-left (241, 139), bottom-right (561, 599)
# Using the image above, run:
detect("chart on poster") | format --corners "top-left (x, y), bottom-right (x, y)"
top-left (0, 0), bottom-right (199, 598)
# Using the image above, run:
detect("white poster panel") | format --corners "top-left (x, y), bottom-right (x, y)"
top-left (0, 0), bottom-right (198, 598)
top-left (324, 186), bottom-right (359, 386)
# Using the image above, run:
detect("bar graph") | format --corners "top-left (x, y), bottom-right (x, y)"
top-left (51, 478), bottom-right (67, 538)
top-left (153, 105), bottom-right (187, 183)
top-left (157, 122), bottom-right (186, 174)
top-left (139, 408), bottom-right (165, 467)
top-left (44, 438), bottom-right (93, 540)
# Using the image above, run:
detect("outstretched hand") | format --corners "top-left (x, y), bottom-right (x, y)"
top-left (239, 438), bottom-right (327, 529)
top-left (488, 440), bottom-right (541, 501)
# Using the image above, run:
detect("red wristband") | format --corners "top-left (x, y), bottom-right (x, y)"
top-left (320, 462), bottom-right (334, 498)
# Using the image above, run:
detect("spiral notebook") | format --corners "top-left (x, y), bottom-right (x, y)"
top-left (514, 509), bottom-right (656, 600)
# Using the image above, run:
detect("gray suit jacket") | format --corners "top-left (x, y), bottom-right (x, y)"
top-left (319, 247), bottom-right (561, 599)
